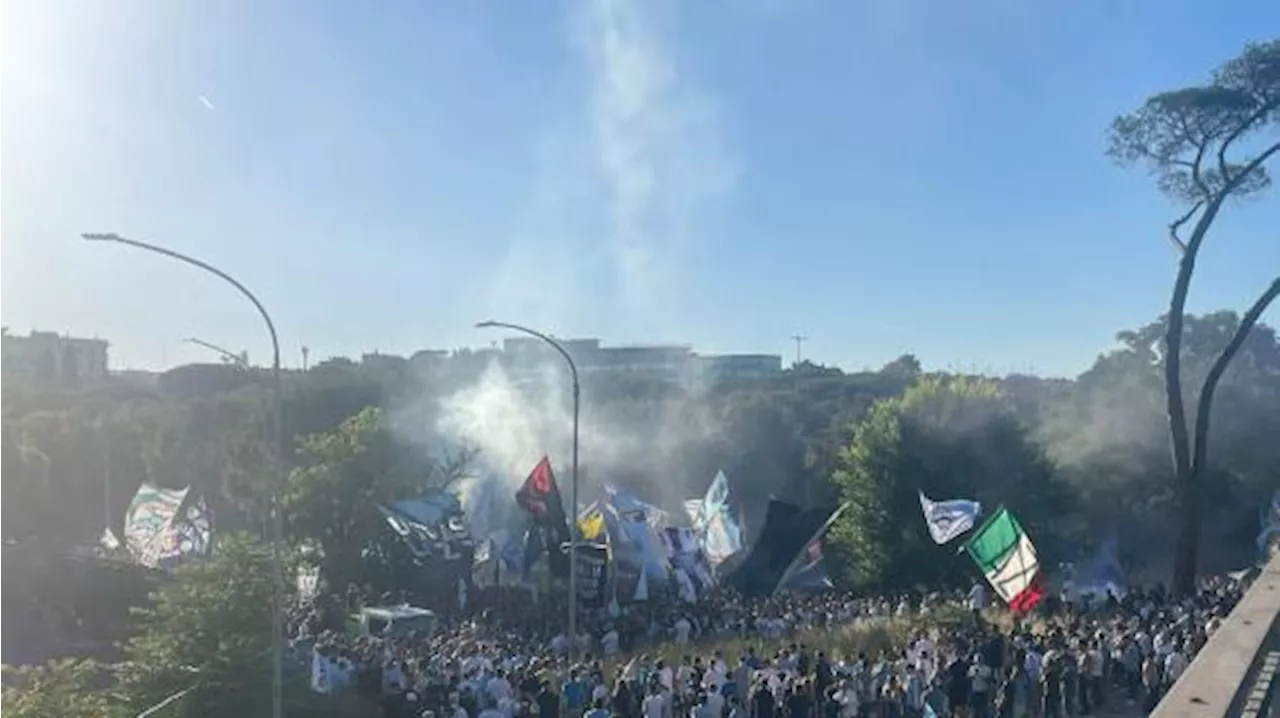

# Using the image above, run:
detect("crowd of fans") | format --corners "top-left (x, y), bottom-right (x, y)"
top-left (289, 571), bottom-right (1249, 718)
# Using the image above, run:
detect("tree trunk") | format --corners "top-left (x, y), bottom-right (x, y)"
top-left (1173, 278), bottom-right (1280, 586)
top-left (1164, 198), bottom-right (1225, 596)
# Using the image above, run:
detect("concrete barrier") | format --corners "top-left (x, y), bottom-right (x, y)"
top-left (1153, 552), bottom-right (1280, 718)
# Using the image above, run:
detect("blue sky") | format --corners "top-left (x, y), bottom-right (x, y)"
top-left (3, 1), bottom-right (1276, 377)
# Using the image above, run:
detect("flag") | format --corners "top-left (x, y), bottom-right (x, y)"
top-left (579, 503), bottom-right (607, 542)
top-left (703, 471), bottom-right (729, 516)
top-left (1258, 489), bottom-right (1280, 554)
top-left (573, 543), bottom-right (610, 609)
top-left (683, 499), bottom-right (704, 526)
top-left (515, 457), bottom-right (571, 577)
top-left (521, 521), bottom-right (545, 580)
top-left (919, 491), bottom-right (981, 545)
top-left (703, 509), bottom-right (743, 567)
top-left (516, 456), bottom-right (561, 519)
top-left (122, 484), bottom-right (212, 570)
top-left (773, 503), bottom-right (850, 596)
top-left (965, 507), bottom-right (1043, 612)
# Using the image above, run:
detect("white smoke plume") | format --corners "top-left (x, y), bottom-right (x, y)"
top-left (424, 353), bottom-right (729, 514)
top-left (410, 0), bottom-right (741, 510)
top-left (579, 0), bottom-right (740, 320)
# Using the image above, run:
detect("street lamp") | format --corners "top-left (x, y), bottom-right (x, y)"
top-left (475, 320), bottom-right (581, 658)
top-left (184, 337), bottom-right (250, 368)
top-left (82, 232), bottom-right (287, 718)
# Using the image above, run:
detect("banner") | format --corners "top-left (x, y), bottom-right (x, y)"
top-left (574, 543), bottom-right (610, 610)
top-left (122, 484), bottom-right (213, 570)
top-left (663, 527), bottom-right (714, 599)
top-left (600, 503), bottom-right (649, 603)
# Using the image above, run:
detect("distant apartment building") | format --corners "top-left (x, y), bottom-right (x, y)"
top-left (695, 353), bottom-right (784, 382)
top-left (1, 330), bottom-right (110, 387)
top-left (494, 336), bottom-right (780, 386)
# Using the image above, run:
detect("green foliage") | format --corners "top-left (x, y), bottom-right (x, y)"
top-left (1108, 39), bottom-right (1278, 204)
top-left (284, 406), bottom-right (427, 587)
top-left (2, 658), bottom-right (123, 718)
top-left (1038, 311), bottom-right (1280, 559)
top-left (115, 534), bottom-right (277, 716)
top-left (829, 376), bottom-right (1065, 590)
top-left (111, 534), bottom-right (363, 718)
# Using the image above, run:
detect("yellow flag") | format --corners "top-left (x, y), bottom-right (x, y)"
top-left (579, 507), bottom-right (606, 541)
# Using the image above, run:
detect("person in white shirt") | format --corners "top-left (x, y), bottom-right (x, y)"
top-left (451, 694), bottom-right (469, 718)
top-left (643, 684), bottom-right (667, 718)
top-left (706, 687), bottom-right (726, 717)
top-left (602, 628), bottom-right (621, 657)
top-left (912, 635), bottom-right (936, 673)
top-left (551, 634), bottom-right (569, 654)
top-left (658, 662), bottom-right (675, 692)
top-left (968, 582), bottom-right (989, 613)
top-left (1164, 647), bottom-right (1188, 686)
top-left (488, 670), bottom-right (513, 705)
top-left (674, 616), bottom-right (693, 645)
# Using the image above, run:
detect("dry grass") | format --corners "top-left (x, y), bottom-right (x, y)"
top-left (596, 605), bottom-right (984, 675)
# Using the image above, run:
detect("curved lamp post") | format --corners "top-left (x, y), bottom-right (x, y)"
top-left (82, 232), bottom-right (287, 718)
top-left (475, 320), bottom-right (581, 658)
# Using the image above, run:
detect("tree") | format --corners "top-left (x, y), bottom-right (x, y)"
top-left (283, 407), bottom-right (427, 588)
top-left (1038, 313), bottom-right (1280, 569)
top-left (114, 534), bottom-right (370, 717)
top-left (828, 376), bottom-right (1065, 589)
top-left (878, 354), bottom-right (923, 383)
top-left (1108, 39), bottom-right (1280, 593)
top-left (1, 659), bottom-right (123, 718)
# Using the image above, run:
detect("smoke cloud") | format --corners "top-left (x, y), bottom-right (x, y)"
top-left (422, 354), bottom-right (730, 515)
top-left (401, 0), bottom-right (743, 513)
top-left (478, 0), bottom-right (739, 337)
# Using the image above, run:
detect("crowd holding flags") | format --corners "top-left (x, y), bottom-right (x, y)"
top-left (96, 444), bottom-right (1062, 618)
top-left (916, 489), bottom-right (1048, 613)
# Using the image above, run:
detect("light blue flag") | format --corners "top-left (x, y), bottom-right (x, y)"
top-left (919, 491), bottom-right (981, 545)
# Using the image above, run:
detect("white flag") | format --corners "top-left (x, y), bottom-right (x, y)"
top-left (311, 650), bottom-right (332, 694)
top-left (919, 491), bottom-right (981, 545)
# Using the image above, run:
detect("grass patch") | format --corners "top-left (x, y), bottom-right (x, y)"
top-left (594, 605), bottom-right (979, 675)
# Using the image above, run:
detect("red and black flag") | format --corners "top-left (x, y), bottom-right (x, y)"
top-left (516, 456), bottom-right (562, 519)
top-left (515, 456), bottom-right (571, 577)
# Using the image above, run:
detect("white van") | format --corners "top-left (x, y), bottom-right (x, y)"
top-left (347, 605), bottom-right (436, 639)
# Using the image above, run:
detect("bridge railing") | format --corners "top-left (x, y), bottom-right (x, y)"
top-left (1153, 551), bottom-right (1280, 718)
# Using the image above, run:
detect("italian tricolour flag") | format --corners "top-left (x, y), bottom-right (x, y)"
top-left (965, 507), bottom-right (1044, 612)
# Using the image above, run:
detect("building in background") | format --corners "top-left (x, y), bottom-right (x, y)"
top-left (695, 354), bottom-right (784, 382)
top-left (493, 336), bottom-right (780, 386)
top-left (1, 329), bottom-right (110, 387)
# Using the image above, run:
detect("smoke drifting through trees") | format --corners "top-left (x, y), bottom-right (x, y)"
top-left (416, 355), bottom-right (739, 514)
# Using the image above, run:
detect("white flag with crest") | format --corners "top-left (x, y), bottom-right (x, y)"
top-left (919, 491), bottom-right (981, 545)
